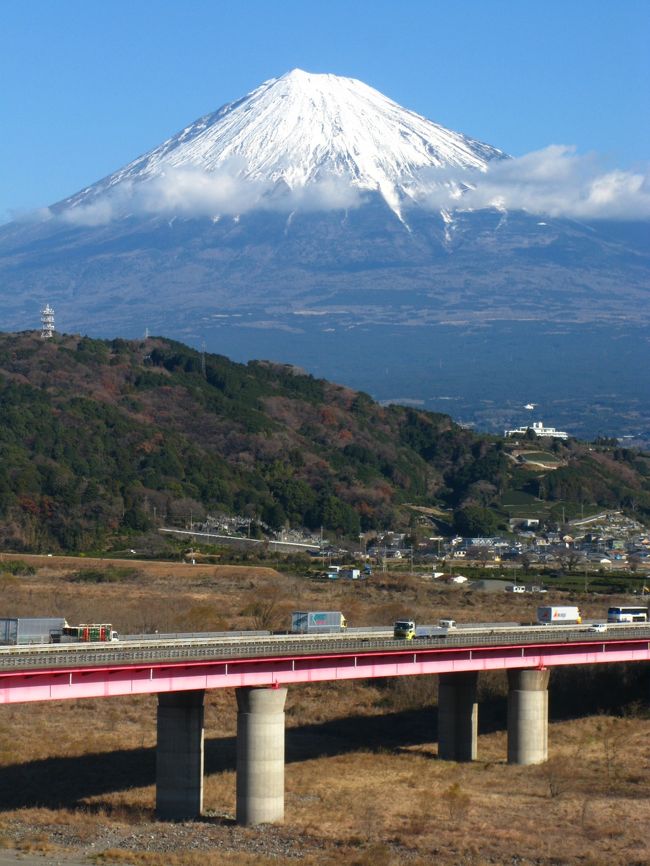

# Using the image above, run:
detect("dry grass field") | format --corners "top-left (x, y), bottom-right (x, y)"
top-left (0, 554), bottom-right (649, 866)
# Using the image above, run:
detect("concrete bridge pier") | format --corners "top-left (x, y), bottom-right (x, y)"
top-left (156, 689), bottom-right (205, 819)
top-left (507, 668), bottom-right (550, 765)
top-left (236, 686), bottom-right (288, 825)
top-left (437, 671), bottom-right (478, 761)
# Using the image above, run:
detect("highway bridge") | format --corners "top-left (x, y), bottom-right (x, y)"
top-left (1, 623), bottom-right (649, 825)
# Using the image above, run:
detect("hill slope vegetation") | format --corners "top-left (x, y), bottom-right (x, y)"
top-left (0, 332), bottom-right (648, 551)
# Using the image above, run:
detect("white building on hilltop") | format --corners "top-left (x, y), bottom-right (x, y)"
top-left (504, 421), bottom-right (568, 440)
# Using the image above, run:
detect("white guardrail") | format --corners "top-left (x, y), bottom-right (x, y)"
top-left (0, 623), bottom-right (648, 672)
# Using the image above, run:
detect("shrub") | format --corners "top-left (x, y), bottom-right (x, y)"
top-left (69, 566), bottom-right (141, 584)
top-left (0, 560), bottom-right (35, 576)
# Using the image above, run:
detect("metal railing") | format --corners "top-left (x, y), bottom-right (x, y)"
top-left (0, 623), bottom-right (648, 673)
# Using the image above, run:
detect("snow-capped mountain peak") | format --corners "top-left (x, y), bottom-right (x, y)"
top-left (64, 69), bottom-right (507, 219)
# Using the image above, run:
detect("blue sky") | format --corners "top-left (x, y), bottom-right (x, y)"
top-left (1, 0), bottom-right (648, 222)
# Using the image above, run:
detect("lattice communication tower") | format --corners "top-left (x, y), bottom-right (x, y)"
top-left (40, 304), bottom-right (55, 339)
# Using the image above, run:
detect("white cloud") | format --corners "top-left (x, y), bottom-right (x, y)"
top-left (62, 194), bottom-right (129, 226)
top-left (59, 165), bottom-right (365, 226)
top-left (4, 205), bottom-right (55, 225)
top-left (54, 146), bottom-right (650, 226)
top-left (416, 146), bottom-right (650, 220)
top-left (284, 175), bottom-right (365, 211)
top-left (61, 168), bottom-right (270, 225)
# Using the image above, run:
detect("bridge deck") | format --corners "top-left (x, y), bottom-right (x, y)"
top-left (0, 625), bottom-right (648, 704)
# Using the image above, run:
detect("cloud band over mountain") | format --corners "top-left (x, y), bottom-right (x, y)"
top-left (55, 144), bottom-right (649, 227)
top-left (60, 168), bottom-right (364, 226)
top-left (417, 146), bottom-right (650, 221)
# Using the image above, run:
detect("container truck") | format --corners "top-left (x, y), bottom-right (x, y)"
top-left (50, 623), bottom-right (118, 642)
top-left (0, 618), bottom-right (118, 644)
top-left (0, 617), bottom-right (67, 645)
top-left (537, 605), bottom-right (581, 625)
top-left (290, 611), bottom-right (347, 634)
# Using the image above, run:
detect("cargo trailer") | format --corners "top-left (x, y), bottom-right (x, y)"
top-left (0, 617), bottom-right (67, 645)
top-left (290, 611), bottom-right (347, 633)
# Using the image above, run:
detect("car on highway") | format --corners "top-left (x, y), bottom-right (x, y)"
top-left (589, 623), bottom-right (608, 633)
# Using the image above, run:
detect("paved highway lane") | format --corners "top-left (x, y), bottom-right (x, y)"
top-left (1, 623), bottom-right (649, 673)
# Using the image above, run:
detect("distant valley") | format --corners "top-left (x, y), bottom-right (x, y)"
top-left (167, 316), bottom-right (650, 444)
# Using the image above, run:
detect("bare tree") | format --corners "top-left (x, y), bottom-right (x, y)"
top-left (519, 551), bottom-right (532, 574)
top-left (244, 584), bottom-right (284, 631)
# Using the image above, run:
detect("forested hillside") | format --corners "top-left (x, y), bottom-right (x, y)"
top-left (0, 332), bottom-right (648, 552)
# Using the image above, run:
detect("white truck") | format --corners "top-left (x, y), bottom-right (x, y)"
top-left (0, 617), bottom-right (67, 645)
top-left (537, 605), bottom-right (581, 625)
top-left (290, 611), bottom-right (347, 634)
top-left (0, 618), bottom-right (119, 644)
top-left (393, 619), bottom-right (457, 640)
top-left (50, 623), bottom-right (118, 642)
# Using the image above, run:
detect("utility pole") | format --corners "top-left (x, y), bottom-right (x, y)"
top-left (359, 534), bottom-right (367, 559)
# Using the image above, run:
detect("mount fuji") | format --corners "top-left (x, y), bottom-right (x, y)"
top-left (60, 69), bottom-right (505, 222)
top-left (0, 70), bottom-right (648, 438)
top-left (60, 68), bottom-right (506, 222)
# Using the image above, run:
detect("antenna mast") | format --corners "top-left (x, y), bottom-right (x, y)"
top-left (40, 304), bottom-right (55, 339)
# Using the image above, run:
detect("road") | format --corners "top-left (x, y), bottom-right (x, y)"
top-left (1, 622), bottom-right (648, 674)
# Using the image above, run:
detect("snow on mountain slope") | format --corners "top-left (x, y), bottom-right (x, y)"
top-left (63, 69), bottom-right (506, 220)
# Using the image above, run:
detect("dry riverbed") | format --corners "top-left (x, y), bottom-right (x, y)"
top-left (0, 556), bottom-right (649, 865)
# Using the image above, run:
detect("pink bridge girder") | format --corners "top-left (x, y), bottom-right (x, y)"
top-left (1, 637), bottom-right (649, 704)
